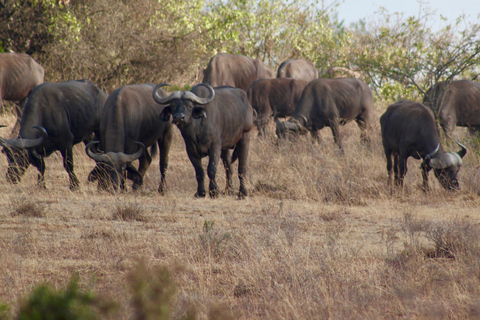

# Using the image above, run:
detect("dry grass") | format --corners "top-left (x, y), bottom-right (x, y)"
top-left (1, 107), bottom-right (480, 319)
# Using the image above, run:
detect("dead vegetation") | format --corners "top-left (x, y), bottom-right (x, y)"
top-left (1, 110), bottom-right (480, 319)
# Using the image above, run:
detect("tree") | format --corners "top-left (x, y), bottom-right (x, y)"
top-left (351, 8), bottom-right (480, 102)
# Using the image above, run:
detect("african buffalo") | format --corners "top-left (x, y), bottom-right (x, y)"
top-left (247, 78), bottom-right (308, 135)
top-left (275, 78), bottom-right (373, 149)
top-left (202, 53), bottom-right (274, 92)
top-left (423, 80), bottom-right (480, 136)
top-left (86, 84), bottom-right (173, 193)
top-left (380, 100), bottom-right (467, 190)
top-left (153, 83), bottom-right (253, 198)
top-left (276, 59), bottom-right (318, 82)
top-left (0, 53), bottom-right (45, 135)
top-left (0, 80), bottom-right (107, 190)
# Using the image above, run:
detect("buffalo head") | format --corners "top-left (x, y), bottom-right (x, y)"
top-left (427, 142), bottom-right (467, 190)
top-left (0, 126), bottom-right (47, 183)
top-left (153, 83), bottom-right (215, 126)
top-left (275, 115), bottom-right (309, 139)
top-left (86, 141), bottom-right (145, 191)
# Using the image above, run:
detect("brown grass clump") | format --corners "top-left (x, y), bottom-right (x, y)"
top-left (1, 112), bottom-right (480, 318)
top-left (112, 200), bottom-right (147, 222)
top-left (10, 196), bottom-right (46, 218)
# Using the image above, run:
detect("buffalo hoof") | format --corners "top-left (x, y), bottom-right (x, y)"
top-left (194, 191), bottom-right (206, 198)
top-left (69, 184), bottom-right (80, 191)
top-left (209, 189), bottom-right (219, 198)
top-left (132, 183), bottom-right (142, 191)
top-left (224, 188), bottom-right (235, 196)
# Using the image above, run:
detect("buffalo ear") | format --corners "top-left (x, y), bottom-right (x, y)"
top-left (192, 107), bottom-right (207, 119)
top-left (159, 107), bottom-right (172, 121)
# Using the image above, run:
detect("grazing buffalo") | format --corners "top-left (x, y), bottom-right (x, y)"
top-left (202, 53), bottom-right (274, 92)
top-left (380, 100), bottom-right (467, 190)
top-left (275, 78), bottom-right (373, 149)
top-left (423, 80), bottom-right (480, 136)
top-left (86, 84), bottom-right (173, 193)
top-left (276, 59), bottom-right (318, 82)
top-left (0, 53), bottom-right (45, 135)
top-left (0, 80), bottom-right (107, 190)
top-left (153, 83), bottom-right (253, 198)
top-left (247, 78), bottom-right (308, 135)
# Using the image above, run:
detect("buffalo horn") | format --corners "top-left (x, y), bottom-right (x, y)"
top-left (429, 152), bottom-right (462, 170)
top-left (85, 141), bottom-right (112, 164)
top-left (0, 126), bottom-right (47, 149)
top-left (456, 141), bottom-right (467, 158)
top-left (296, 114), bottom-right (309, 127)
top-left (275, 118), bottom-right (286, 132)
top-left (153, 83), bottom-right (183, 105)
top-left (424, 143), bottom-right (440, 161)
top-left (183, 83), bottom-right (215, 105)
top-left (119, 142), bottom-right (145, 163)
top-left (86, 141), bottom-right (145, 164)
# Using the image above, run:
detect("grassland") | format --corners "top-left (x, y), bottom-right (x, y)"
top-left (1, 105), bottom-right (480, 319)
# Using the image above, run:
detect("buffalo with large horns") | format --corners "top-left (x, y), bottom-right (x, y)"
top-left (247, 77), bottom-right (308, 135)
top-left (0, 53), bottom-right (45, 136)
top-left (202, 53), bottom-right (274, 92)
top-left (276, 58), bottom-right (318, 82)
top-left (86, 84), bottom-right (173, 192)
top-left (153, 83), bottom-right (253, 198)
top-left (380, 100), bottom-right (467, 190)
top-left (423, 80), bottom-right (480, 137)
top-left (0, 80), bottom-right (107, 190)
top-left (275, 78), bottom-right (373, 149)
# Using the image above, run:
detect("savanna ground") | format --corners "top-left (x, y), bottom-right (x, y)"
top-left (1, 103), bottom-right (480, 319)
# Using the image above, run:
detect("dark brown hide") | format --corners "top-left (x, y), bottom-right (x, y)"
top-left (380, 100), bottom-right (466, 190)
top-left (276, 59), bottom-right (318, 82)
top-left (202, 53), bottom-right (274, 92)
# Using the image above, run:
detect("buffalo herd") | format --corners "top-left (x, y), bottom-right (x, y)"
top-left (0, 52), bottom-right (477, 196)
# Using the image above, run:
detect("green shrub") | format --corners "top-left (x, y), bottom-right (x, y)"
top-left (17, 275), bottom-right (99, 320)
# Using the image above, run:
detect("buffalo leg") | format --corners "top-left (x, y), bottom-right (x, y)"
top-left (420, 161), bottom-right (431, 191)
top-left (207, 147), bottom-right (221, 198)
top-left (393, 154), bottom-right (400, 186)
top-left (30, 153), bottom-right (46, 189)
top-left (397, 152), bottom-right (408, 187)
top-left (329, 120), bottom-right (343, 150)
top-left (221, 149), bottom-right (234, 195)
top-left (188, 153), bottom-right (206, 198)
top-left (158, 132), bottom-right (173, 195)
top-left (60, 148), bottom-right (80, 190)
top-left (127, 162), bottom-right (143, 190)
top-left (236, 132), bottom-right (251, 198)
top-left (130, 149), bottom-right (151, 190)
top-left (385, 149), bottom-right (393, 186)
top-left (11, 98), bottom-right (27, 137)
top-left (355, 114), bottom-right (370, 145)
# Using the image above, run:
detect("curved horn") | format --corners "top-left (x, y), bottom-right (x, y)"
top-left (275, 117), bottom-right (286, 132)
top-left (296, 114), bottom-right (309, 127)
top-left (456, 141), bottom-right (467, 159)
top-left (183, 83), bottom-right (215, 105)
top-left (0, 126), bottom-right (47, 149)
top-left (85, 141), bottom-right (113, 164)
top-left (119, 142), bottom-right (145, 163)
top-left (153, 83), bottom-right (183, 105)
top-left (429, 152), bottom-right (462, 170)
top-left (424, 143), bottom-right (440, 161)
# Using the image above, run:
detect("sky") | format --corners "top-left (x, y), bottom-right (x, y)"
top-left (329, 0), bottom-right (479, 29)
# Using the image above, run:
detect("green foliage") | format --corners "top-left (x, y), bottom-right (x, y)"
top-left (0, 302), bottom-right (10, 320)
top-left (351, 8), bottom-right (480, 101)
top-left (17, 275), bottom-right (98, 320)
top-left (3, 0), bottom-right (478, 99)
top-left (127, 261), bottom-right (179, 320)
